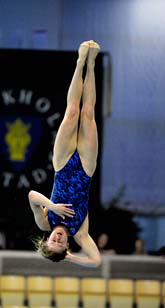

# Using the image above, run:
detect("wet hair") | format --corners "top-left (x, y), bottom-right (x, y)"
top-left (32, 232), bottom-right (67, 262)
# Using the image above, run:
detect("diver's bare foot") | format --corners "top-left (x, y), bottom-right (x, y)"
top-left (88, 40), bottom-right (100, 61)
top-left (78, 41), bottom-right (89, 64)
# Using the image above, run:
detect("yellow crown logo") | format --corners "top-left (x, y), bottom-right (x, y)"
top-left (5, 118), bottom-right (31, 161)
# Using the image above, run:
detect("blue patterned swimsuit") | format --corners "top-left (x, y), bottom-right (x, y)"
top-left (48, 150), bottom-right (92, 236)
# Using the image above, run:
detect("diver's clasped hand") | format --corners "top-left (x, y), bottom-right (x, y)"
top-left (51, 203), bottom-right (75, 219)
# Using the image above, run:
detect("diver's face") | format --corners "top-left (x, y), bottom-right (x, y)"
top-left (46, 226), bottom-right (69, 253)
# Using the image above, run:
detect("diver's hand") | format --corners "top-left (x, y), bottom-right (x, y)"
top-left (51, 203), bottom-right (75, 219)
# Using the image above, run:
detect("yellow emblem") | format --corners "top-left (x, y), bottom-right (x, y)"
top-left (5, 118), bottom-right (31, 161)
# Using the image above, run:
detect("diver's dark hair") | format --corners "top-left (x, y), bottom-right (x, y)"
top-left (45, 248), bottom-right (67, 262)
top-left (32, 232), bottom-right (67, 262)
